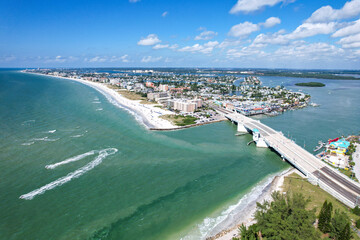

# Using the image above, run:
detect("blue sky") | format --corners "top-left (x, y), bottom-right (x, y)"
top-left (1, 0), bottom-right (360, 69)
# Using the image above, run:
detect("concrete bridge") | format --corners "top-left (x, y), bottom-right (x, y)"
top-left (220, 109), bottom-right (360, 208)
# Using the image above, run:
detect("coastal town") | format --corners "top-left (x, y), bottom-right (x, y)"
top-left (25, 68), bottom-right (312, 127)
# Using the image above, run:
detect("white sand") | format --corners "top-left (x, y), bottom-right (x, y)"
top-left (211, 168), bottom-right (302, 240)
top-left (24, 72), bottom-right (178, 129)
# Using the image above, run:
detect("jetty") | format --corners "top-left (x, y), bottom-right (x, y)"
top-left (218, 108), bottom-right (360, 208)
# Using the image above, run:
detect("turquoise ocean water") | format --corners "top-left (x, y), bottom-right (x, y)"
top-left (0, 70), bottom-right (359, 240)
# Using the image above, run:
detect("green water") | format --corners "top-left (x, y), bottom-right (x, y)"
top-left (0, 70), bottom-right (359, 240)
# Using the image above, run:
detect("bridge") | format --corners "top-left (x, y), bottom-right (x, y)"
top-left (217, 108), bottom-right (360, 208)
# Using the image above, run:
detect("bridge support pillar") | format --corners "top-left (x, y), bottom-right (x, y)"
top-left (256, 137), bottom-right (268, 148)
top-left (237, 123), bottom-right (248, 133)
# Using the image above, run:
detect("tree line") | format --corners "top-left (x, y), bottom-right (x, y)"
top-left (234, 191), bottom-right (355, 240)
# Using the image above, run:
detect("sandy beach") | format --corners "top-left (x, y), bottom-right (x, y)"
top-left (23, 72), bottom-right (178, 130)
top-left (209, 168), bottom-right (302, 240)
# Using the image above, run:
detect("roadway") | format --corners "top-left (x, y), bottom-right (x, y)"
top-left (223, 111), bottom-right (360, 208)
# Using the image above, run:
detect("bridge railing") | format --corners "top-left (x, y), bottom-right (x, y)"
top-left (308, 173), bottom-right (356, 208)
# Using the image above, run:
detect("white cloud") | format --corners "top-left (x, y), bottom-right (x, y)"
top-left (169, 44), bottom-right (179, 49)
top-left (230, 0), bottom-right (291, 14)
top-left (252, 22), bottom-right (337, 47)
top-left (129, 0), bottom-right (140, 3)
top-left (162, 11), bottom-right (168, 17)
top-left (337, 33), bottom-right (360, 48)
top-left (137, 34), bottom-right (161, 46)
top-left (332, 19), bottom-right (360, 37)
top-left (273, 42), bottom-right (345, 60)
top-left (179, 44), bottom-right (204, 52)
top-left (288, 22), bottom-right (337, 39)
top-left (228, 21), bottom-right (260, 38)
top-left (141, 56), bottom-right (163, 63)
top-left (253, 31), bottom-right (290, 45)
top-left (87, 56), bottom-right (107, 63)
top-left (114, 55), bottom-right (130, 62)
top-left (195, 30), bottom-right (218, 40)
top-left (306, 0), bottom-right (360, 23)
top-left (43, 55), bottom-right (78, 63)
top-left (153, 44), bottom-right (169, 49)
top-left (84, 55), bottom-right (130, 63)
top-left (227, 47), bottom-right (266, 58)
top-left (178, 41), bottom-right (219, 54)
top-left (218, 39), bottom-right (242, 48)
top-left (152, 43), bottom-right (178, 50)
top-left (262, 17), bottom-right (281, 28)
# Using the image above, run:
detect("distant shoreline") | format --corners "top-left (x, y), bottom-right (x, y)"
top-left (21, 71), bottom-right (179, 130)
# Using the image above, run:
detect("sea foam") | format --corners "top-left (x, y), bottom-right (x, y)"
top-left (181, 169), bottom-right (290, 240)
top-left (20, 148), bottom-right (118, 200)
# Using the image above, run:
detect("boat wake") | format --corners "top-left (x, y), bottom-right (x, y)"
top-left (47, 130), bottom-right (57, 133)
top-left (20, 148), bottom-right (118, 200)
top-left (22, 136), bottom-right (59, 146)
top-left (45, 150), bottom-right (97, 169)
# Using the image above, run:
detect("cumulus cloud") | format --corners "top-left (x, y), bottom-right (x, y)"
top-left (137, 34), bottom-right (161, 46)
top-left (253, 30), bottom-right (289, 45)
top-left (178, 41), bottom-right (219, 54)
top-left (273, 42), bottom-right (345, 60)
top-left (141, 56), bottom-right (163, 63)
top-left (218, 39), bottom-right (242, 48)
top-left (179, 44), bottom-right (204, 52)
top-left (228, 21), bottom-right (260, 38)
top-left (152, 44), bottom-right (178, 50)
top-left (262, 17), bottom-right (281, 28)
top-left (195, 30), bottom-right (218, 40)
top-left (337, 33), bottom-right (360, 48)
top-left (230, 0), bottom-right (292, 14)
top-left (162, 11), bottom-right (168, 17)
top-left (332, 19), bottom-right (360, 37)
top-left (43, 55), bottom-right (78, 63)
top-left (84, 55), bottom-right (130, 63)
top-left (169, 44), bottom-right (179, 49)
top-left (153, 44), bottom-right (169, 49)
top-left (227, 47), bottom-right (266, 58)
top-left (288, 22), bottom-right (337, 39)
top-left (306, 0), bottom-right (360, 23)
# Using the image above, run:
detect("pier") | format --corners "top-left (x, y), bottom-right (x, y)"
top-left (220, 109), bottom-right (360, 208)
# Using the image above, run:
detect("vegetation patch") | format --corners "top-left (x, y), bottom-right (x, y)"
top-left (234, 172), bottom-right (360, 240)
top-left (118, 90), bottom-right (146, 101)
top-left (295, 82), bottom-right (326, 87)
top-left (160, 114), bottom-right (198, 126)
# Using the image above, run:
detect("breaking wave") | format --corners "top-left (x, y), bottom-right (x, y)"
top-left (20, 148), bottom-right (118, 200)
